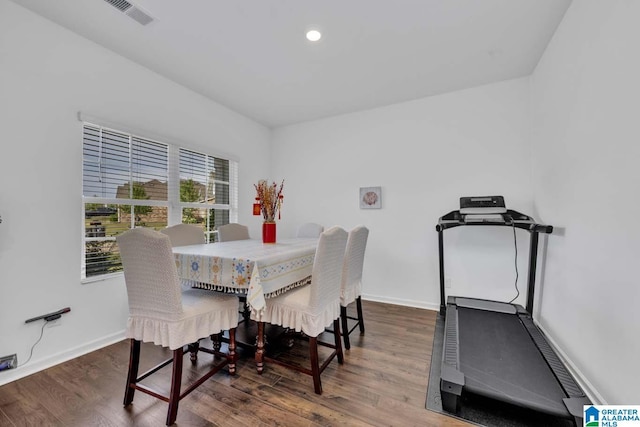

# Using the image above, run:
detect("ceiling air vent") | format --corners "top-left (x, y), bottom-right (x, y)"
top-left (103, 0), bottom-right (132, 12)
top-left (102, 0), bottom-right (155, 26)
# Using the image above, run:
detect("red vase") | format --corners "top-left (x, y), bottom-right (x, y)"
top-left (262, 221), bottom-right (276, 244)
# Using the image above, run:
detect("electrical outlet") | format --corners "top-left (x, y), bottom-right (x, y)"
top-left (445, 278), bottom-right (452, 289)
top-left (0, 354), bottom-right (17, 371)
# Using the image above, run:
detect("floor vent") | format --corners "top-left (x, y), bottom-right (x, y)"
top-left (103, 0), bottom-right (155, 26)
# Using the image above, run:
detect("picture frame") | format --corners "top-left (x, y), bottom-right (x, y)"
top-left (359, 186), bottom-right (382, 209)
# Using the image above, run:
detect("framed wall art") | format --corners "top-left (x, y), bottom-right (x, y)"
top-left (359, 186), bottom-right (381, 209)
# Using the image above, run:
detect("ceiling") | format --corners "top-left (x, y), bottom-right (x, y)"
top-left (10, 0), bottom-right (572, 128)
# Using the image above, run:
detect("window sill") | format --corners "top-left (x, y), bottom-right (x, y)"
top-left (81, 271), bottom-right (123, 284)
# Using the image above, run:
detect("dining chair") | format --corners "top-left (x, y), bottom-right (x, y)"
top-left (217, 223), bottom-right (250, 242)
top-left (160, 223), bottom-right (205, 247)
top-left (251, 226), bottom-right (347, 394)
top-left (296, 222), bottom-right (324, 238)
top-left (340, 226), bottom-right (369, 350)
top-left (117, 228), bottom-right (239, 426)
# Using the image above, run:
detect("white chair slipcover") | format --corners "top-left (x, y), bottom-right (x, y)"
top-left (118, 228), bottom-right (238, 350)
top-left (296, 222), bottom-right (324, 238)
top-left (339, 225), bottom-right (369, 349)
top-left (251, 226), bottom-right (347, 394)
top-left (254, 226), bottom-right (347, 337)
top-left (217, 223), bottom-right (250, 242)
top-left (160, 223), bottom-right (205, 247)
top-left (341, 226), bottom-right (369, 308)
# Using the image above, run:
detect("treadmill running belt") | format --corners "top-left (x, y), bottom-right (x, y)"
top-left (457, 307), bottom-right (570, 418)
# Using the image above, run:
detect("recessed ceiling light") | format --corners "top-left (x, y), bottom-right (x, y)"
top-left (306, 30), bottom-right (322, 42)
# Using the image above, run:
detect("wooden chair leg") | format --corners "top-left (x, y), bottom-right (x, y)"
top-left (188, 342), bottom-right (199, 363)
top-left (340, 305), bottom-right (350, 350)
top-left (255, 321), bottom-right (265, 374)
top-left (210, 333), bottom-right (222, 352)
top-left (166, 347), bottom-right (184, 426)
top-left (356, 296), bottom-right (365, 334)
top-left (228, 328), bottom-right (237, 375)
top-left (333, 318), bottom-right (344, 364)
top-left (123, 339), bottom-right (140, 406)
top-left (309, 336), bottom-right (322, 394)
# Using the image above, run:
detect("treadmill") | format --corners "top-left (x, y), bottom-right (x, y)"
top-left (436, 203), bottom-right (590, 426)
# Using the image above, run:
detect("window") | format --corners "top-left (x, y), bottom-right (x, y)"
top-left (82, 123), bottom-right (238, 280)
top-left (179, 148), bottom-right (236, 243)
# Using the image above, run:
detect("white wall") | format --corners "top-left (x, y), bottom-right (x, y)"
top-left (0, 0), bottom-right (270, 386)
top-left (531, 0), bottom-right (640, 404)
top-left (272, 78), bottom-right (534, 309)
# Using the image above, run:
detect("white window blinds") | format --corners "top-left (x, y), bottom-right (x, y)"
top-left (81, 123), bottom-right (237, 279)
top-left (178, 148), bottom-right (238, 242)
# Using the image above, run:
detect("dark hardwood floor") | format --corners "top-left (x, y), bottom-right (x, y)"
top-left (0, 301), bottom-right (472, 426)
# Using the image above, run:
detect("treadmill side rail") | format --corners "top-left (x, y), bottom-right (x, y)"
top-left (564, 397), bottom-right (591, 426)
top-left (519, 314), bottom-right (586, 398)
top-left (440, 365), bottom-right (464, 413)
top-left (440, 303), bottom-right (464, 413)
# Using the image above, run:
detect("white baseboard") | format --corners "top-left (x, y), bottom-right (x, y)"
top-left (0, 330), bottom-right (125, 387)
top-left (361, 293), bottom-right (440, 312)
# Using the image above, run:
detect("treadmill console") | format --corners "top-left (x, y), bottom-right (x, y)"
top-left (459, 196), bottom-right (506, 214)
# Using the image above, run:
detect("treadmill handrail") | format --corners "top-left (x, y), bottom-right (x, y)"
top-left (436, 208), bottom-right (553, 316)
top-left (436, 209), bottom-right (553, 234)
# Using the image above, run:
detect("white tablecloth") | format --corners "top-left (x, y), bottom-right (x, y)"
top-left (173, 238), bottom-right (317, 312)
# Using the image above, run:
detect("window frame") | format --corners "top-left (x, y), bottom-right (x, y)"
top-left (177, 147), bottom-right (237, 243)
top-left (81, 121), bottom-right (238, 282)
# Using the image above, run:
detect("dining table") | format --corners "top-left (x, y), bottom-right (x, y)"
top-left (172, 237), bottom-right (319, 372)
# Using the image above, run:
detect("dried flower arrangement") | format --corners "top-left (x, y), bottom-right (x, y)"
top-left (254, 179), bottom-right (284, 222)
